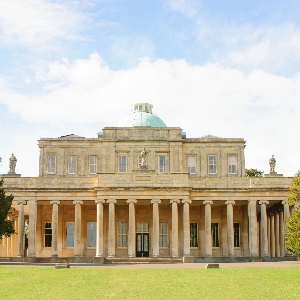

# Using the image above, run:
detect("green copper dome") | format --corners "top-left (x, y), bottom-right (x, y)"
top-left (117, 103), bottom-right (167, 127)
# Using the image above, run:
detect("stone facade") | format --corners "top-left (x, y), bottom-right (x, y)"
top-left (0, 105), bottom-right (292, 261)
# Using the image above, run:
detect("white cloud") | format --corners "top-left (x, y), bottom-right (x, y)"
top-left (165, 0), bottom-right (201, 18)
top-left (0, 0), bottom-right (85, 49)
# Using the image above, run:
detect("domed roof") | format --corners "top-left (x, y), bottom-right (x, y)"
top-left (117, 103), bottom-right (167, 127)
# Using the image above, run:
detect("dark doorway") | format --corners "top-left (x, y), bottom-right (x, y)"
top-left (136, 233), bottom-right (149, 257)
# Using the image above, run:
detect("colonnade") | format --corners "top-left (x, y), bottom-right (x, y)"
top-left (14, 198), bottom-right (290, 259)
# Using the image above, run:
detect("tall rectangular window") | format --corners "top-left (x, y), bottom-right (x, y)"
top-left (117, 222), bottom-right (127, 247)
top-left (187, 156), bottom-right (196, 174)
top-left (89, 155), bottom-right (97, 174)
top-left (66, 222), bottom-right (75, 247)
top-left (228, 155), bottom-right (237, 174)
top-left (87, 222), bottom-right (96, 248)
top-left (47, 156), bottom-right (56, 173)
top-left (158, 155), bottom-right (166, 173)
top-left (44, 222), bottom-right (52, 247)
top-left (118, 156), bottom-right (127, 173)
top-left (234, 223), bottom-right (240, 247)
top-left (211, 223), bottom-right (219, 247)
top-left (190, 223), bottom-right (198, 247)
top-left (208, 155), bottom-right (217, 174)
top-left (159, 222), bottom-right (168, 247)
top-left (68, 156), bottom-right (77, 174)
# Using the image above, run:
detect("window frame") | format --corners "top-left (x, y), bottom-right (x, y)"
top-left (208, 155), bottom-right (217, 174)
top-left (159, 222), bottom-right (168, 248)
top-left (68, 155), bottom-right (77, 174)
top-left (118, 155), bottom-right (127, 173)
top-left (117, 221), bottom-right (127, 248)
top-left (190, 222), bottom-right (198, 248)
top-left (234, 222), bottom-right (241, 248)
top-left (44, 222), bottom-right (52, 248)
top-left (158, 155), bottom-right (167, 173)
top-left (89, 155), bottom-right (97, 174)
top-left (187, 155), bottom-right (196, 174)
top-left (87, 222), bottom-right (96, 248)
top-left (228, 155), bottom-right (237, 174)
top-left (47, 155), bottom-right (56, 174)
top-left (211, 223), bottom-right (220, 248)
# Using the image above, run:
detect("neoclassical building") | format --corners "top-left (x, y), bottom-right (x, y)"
top-left (0, 103), bottom-right (293, 262)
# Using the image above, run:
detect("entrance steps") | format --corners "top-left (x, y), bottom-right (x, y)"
top-left (104, 257), bottom-right (183, 264)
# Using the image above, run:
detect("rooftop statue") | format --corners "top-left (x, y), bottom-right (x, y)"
top-left (269, 155), bottom-right (276, 173)
top-left (9, 153), bottom-right (17, 173)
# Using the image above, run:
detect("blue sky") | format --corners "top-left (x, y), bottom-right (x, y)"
top-left (1, 0), bottom-right (300, 176)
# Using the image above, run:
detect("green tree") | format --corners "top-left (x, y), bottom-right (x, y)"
top-left (245, 168), bottom-right (264, 177)
top-left (0, 178), bottom-right (15, 240)
top-left (285, 170), bottom-right (300, 254)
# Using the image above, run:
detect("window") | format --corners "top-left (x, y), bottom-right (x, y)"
top-left (234, 223), bottom-right (240, 247)
top-left (117, 222), bottom-right (127, 247)
top-left (47, 156), bottom-right (56, 173)
top-left (187, 156), bottom-right (196, 174)
top-left (66, 222), bottom-right (75, 247)
top-left (44, 222), bottom-right (52, 247)
top-left (159, 222), bottom-right (168, 247)
top-left (89, 156), bottom-right (97, 174)
top-left (190, 223), bottom-right (198, 247)
top-left (68, 156), bottom-right (77, 174)
top-left (87, 222), bottom-right (96, 248)
top-left (158, 155), bottom-right (166, 173)
top-left (208, 155), bottom-right (217, 174)
top-left (211, 223), bottom-right (219, 247)
top-left (228, 155), bottom-right (237, 174)
top-left (118, 156), bottom-right (127, 172)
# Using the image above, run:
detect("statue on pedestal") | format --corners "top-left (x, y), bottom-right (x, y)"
top-left (139, 148), bottom-right (147, 167)
top-left (9, 153), bottom-right (17, 173)
top-left (269, 155), bottom-right (276, 173)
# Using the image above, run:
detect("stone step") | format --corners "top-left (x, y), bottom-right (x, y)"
top-left (104, 257), bottom-right (183, 264)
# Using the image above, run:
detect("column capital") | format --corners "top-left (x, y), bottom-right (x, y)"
top-left (73, 200), bottom-right (83, 205)
top-left (282, 200), bottom-right (289, 205)
top-left (259, 200), bottom-right (269, 205)
top-left (17, 200), bottom-right (27, 205)
top-left (181, 199), bottom-right (192, 204)
top-left (225, 200), bottom-right (235, 205)
top-left (50, 200), bottom-right (60, 205)
top-left (107, 199), bottom-right (117, 204)
top-left (203, 200), bottom-right (213, 205)
top-left (26, 199), bottom-right (37, 204)
top-left (126, 198), bottom-right (137, 204)
top-left (95, 199), bottom-right (105, 204)
top-left (151, 199), bottom-right (161, 204)
top-left (170, 199), bottom-right (180, 204)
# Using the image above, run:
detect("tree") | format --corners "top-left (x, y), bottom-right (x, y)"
top-left (285, 170), bottom-right (300, 254)
top-left (245, 168), bottom-right (264, 177)
top-left (0, 178), bottom-right (15, 240)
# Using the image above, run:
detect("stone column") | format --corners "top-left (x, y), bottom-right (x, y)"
top-left (73, 200), bottom-right (83, 257)
top-left (248, 200), bottom-right (258, 257)
top-left (279, 208), bottom-right (285, 257)
top-left (275, 211), bottom-right (280, 257)
top-left (50, 201), bottom-right (60, 257)
top-left (95, 198), bottom-right (105, 257)
top-left (225, 200), bottom-right (235, 257)
top-left (126, 198), bottom-right (137, 257)
top-left (17, 200), bottom-right (26, 257)
top-left (282, 200), bottom-right (291, 256)
top-left (170, 199), bottom-right (180, 257)
top-left (107, 199), bottom-right (117, 257)
top-left (267, 215), bottom-right (271, 255)
top-left (151, 199), bottom-right (161, 257)
top-left (259, 200), bottom-right (269, 257)
top-left (204, 200), bottom-right (213, 257)
top-left (182, 199), bottom-right (192, 257)
top-left (270, 213), bottom-right (275, 257)
top-left (27, 200), bottom-right (37, 257)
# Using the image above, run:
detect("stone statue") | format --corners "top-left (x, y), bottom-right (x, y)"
top-left (9, 153), bottom-right (17, 173)
top-left (269, 155), bottom-right (276, 172)
top-left (139, 148), bottom-right (147, 167)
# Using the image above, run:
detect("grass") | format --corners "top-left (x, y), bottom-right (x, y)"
top-left (0, 266), bottom-right (300, 299)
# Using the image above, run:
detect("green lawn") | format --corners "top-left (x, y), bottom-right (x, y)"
top-left (0, 266), bottom-right (299, 299)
